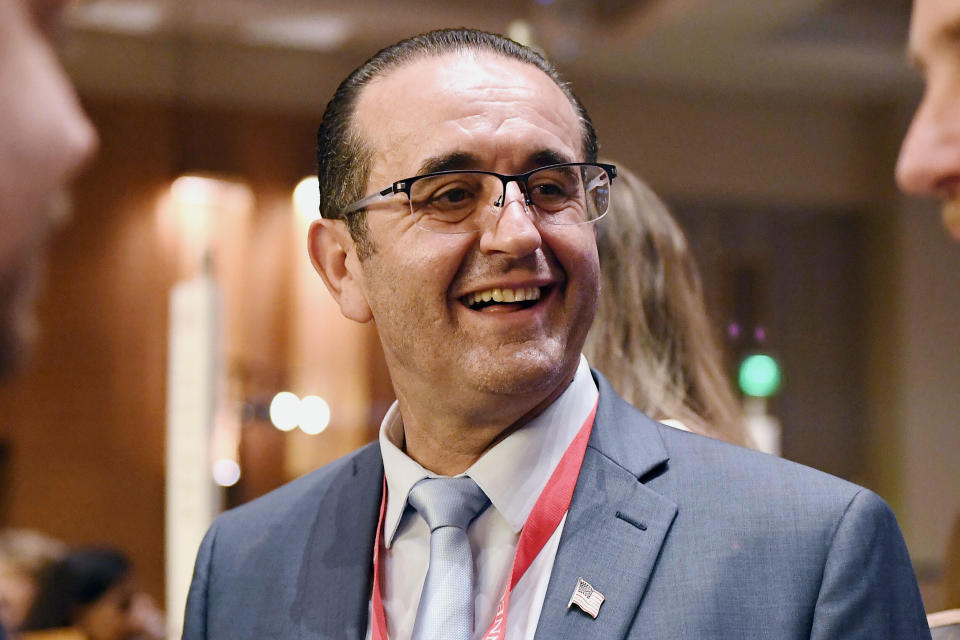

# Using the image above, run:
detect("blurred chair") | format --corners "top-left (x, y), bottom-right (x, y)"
top-left (928, 609), bottom-right (960, 639)
top-left (17, 630), bottom-right (82, 640)
top-left (945, 513), bottom-right (960, 610)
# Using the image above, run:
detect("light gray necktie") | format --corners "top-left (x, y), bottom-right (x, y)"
top-left (407, 476), bottom-right (490, 640)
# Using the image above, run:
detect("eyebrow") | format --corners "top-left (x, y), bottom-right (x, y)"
top-left (415, 148), bottom-right (576, 176)
top-left (417, 152), bottom-right (482, 175)
top-left (943, 16), bottom-right (960, 63)
top-left (529, 149), bottom-right (576, 168)
top-left (907, 15), bottom-right (960, 70)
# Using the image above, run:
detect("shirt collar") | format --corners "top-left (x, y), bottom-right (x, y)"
top-left (378, 355), bottom-right (599, 547)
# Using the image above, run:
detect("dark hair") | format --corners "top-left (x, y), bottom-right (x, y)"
top-left (21, 547), bottom-right (131, 631)
top-left (315, 28), bottom-right (599, 254)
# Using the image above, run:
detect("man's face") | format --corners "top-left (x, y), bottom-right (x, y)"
top-left (896, 0), bottom-right (960, 241)
top-left (0, 0), bottom-right (97, 374)
top-left (326, 52), bottom-right (600, 424)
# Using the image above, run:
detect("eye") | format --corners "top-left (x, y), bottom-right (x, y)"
top-left (529, 170), bottom-right (579, 211)
top-left (411, 174), bottom-right (484, 214)
top-left (27, 0), bottom-right (71, 39)
top-left (430, 186), bottom-right (475, 208)
top-left (531, 182), bottom-right (568, 198)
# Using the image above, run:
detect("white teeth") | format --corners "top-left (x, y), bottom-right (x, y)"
top-left (464, 286), bottom-right (542, 307)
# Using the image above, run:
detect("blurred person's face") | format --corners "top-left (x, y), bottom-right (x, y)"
top-left (74, 576), bottom-right (138, 640)
top-left (0, 563), bottom-right (37, 632)
top-left (896, 0), bottom-right (960, 241)
top-left (0, 0), bottom-right (98, 375)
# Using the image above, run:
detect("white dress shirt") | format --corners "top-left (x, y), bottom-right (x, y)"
top-left (365, 356), bottom-right (599, 640)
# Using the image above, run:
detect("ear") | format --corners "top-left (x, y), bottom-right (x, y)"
top-left (307, 218), bottom-right (373, 323)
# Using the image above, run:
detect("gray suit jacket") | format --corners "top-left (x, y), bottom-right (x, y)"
top-left (183, 371), bottom-right (931, 639)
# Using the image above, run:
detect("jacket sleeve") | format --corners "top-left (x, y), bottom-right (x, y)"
top-left (181, 521), bottom-right (219, 640)
top-left (809, 488), bottom-right (931, 639)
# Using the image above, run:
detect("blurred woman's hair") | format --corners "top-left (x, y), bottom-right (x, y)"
top-left (0, 529), bottom-right (67, 579)
top-left (583, 162), bottom-right (750, 447)
top-left (21, 547), bottom-right (130, 632)
top-left (0, 529), bottom-right (67, 633)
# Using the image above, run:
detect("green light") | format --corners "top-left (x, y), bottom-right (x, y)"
top-left (738, 354), bottom-right (781, 397)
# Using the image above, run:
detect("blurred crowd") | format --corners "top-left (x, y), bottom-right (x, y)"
top-left (0, 531), bottom-right (163, 640)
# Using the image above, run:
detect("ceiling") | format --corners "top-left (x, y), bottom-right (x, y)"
top-left (60, 0), bottom-right (920, 109)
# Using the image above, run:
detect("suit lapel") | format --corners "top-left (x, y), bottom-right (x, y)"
top-left (534, 371), bottom-right (678, 640)
top-left (295, 443), bottom-right (384, 640)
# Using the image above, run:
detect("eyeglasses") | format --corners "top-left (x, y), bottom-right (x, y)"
top-left (340, 162), bottom-right (618, 234)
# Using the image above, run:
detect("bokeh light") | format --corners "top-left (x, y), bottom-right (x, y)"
top-left (212, 459), bottom-right (241, 487)
top-left (293, 176), bottom-right (320, 221)
top-left (738, 354), bottom-right (782, 398)
top-left (269, 391), bottom-right (300, 431)
top-left (299, 395), bottom-right (331, 435)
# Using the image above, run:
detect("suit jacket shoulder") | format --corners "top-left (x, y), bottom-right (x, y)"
top-left (183, 441), bottom-right (383, 640)
top-left (532, 370), bottom-right (930, 639)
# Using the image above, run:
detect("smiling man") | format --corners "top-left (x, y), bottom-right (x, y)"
top-left (897, 0), bottom-right (960, 241)
top-left (183, 29), bottom-right (930, 640)
top-left (318, 51), bottom-right (603, 478)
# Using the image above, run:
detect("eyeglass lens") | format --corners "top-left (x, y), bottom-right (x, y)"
top-left (407, 164), bottom-right (611, 234)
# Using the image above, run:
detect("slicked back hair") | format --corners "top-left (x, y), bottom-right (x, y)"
top-left (315, 28), bottom-right (599, 256)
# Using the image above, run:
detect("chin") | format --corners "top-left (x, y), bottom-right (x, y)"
top-left (467, 340), bottom-right (574, 397)
top-left (0, 313), bottom-right (34, 380)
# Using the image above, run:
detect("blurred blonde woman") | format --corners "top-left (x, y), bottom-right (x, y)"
top-left (584, 162), bottom-right (750, 447)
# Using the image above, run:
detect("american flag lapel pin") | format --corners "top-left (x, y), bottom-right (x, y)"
top-left (567, 577), bottom-right (605, 619)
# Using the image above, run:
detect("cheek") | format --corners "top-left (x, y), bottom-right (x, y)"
top-left (370, 234), bottom-right (471, 299)
top-left (551, 230), bottom-right (600, 285)
top-left (557, 232), bottom-right (601, 329)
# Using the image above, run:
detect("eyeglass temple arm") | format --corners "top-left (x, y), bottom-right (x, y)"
top-left (584, 165), bottom-right (617, 190)
top-left (585, 174), bottom-right (608, 190)
top-left (340, 184), bottom-right (399, 217)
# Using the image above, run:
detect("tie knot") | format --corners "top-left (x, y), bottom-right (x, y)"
top-left (407, 477), bottom-right (490, 532)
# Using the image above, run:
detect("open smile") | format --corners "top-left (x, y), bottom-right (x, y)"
top-left (460, 285), bottom-right (547, 312)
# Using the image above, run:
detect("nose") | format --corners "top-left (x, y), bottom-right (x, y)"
top-left (896, 82), bottom-right (960, 198)
top-left (61, 106), bottom-right (99, 182)
top-left (477, 181), bottom-right (541, 256)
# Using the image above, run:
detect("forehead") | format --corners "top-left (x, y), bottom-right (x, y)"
top-left (909, 0), bottom-right (960, 62)
top-left (352, 51), bottom-right (583, 178)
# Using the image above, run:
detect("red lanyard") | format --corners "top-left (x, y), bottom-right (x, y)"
top-left (371, 398), bottom-right (598, 640)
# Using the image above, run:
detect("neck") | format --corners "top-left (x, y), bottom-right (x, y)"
top-left (400, 419), bottom-right (518, 476)
top-left (394, 377), bottom-right (574, 476)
